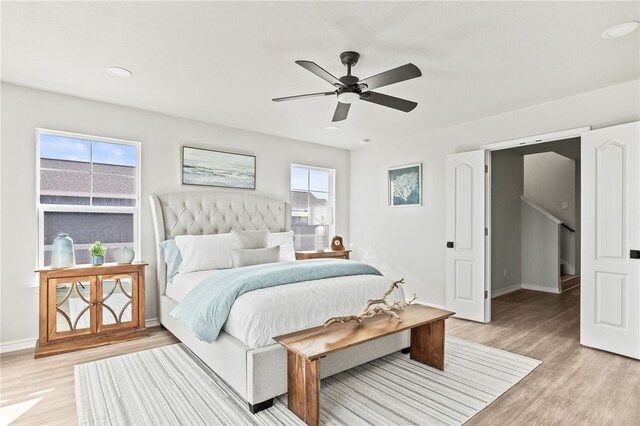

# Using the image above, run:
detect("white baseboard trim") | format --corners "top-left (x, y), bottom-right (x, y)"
top-left (522, 283), bottom-right (561, 294)
top-left (492, 284), bottom-right (522, 298)
top-left (0, 337), bottom-right (37, 354)
top-left (1, 318), bottom-right (162, 354)
top-left (414, 299), bottom-right (449, 311)
top-left (145, 318), bottom-right (161, 328)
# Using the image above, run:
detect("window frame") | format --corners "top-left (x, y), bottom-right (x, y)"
top-left (35, 128), bottom-right (141, 268)
top-left (290, 163), bottom-right (336, 248)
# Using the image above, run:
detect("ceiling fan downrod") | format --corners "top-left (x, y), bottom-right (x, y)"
top-left (340, 51), bottom-right (360, 77)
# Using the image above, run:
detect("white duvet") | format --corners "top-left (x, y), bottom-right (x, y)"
top-left (166, 270), bottom-right (405, 349)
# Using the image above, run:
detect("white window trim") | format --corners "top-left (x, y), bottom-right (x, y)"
top-left (290, 163), bottom-right (336, 237)
top-left (35, 128), bottom-right (141, 269)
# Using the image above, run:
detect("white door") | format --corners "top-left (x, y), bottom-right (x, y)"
top-left (581, 121), bottom-right (640, 359)
top-left (445, 150), bottom-right (488, 322)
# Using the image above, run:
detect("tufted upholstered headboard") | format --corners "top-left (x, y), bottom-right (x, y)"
top-left (149, 190), bottom-right (291, 296)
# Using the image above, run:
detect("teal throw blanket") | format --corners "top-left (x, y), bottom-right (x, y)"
top-left (171, 259), bottom-right (381, 343)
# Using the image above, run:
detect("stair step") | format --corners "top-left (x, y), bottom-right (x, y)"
top-left (561, 274), bottom-right (581, 291)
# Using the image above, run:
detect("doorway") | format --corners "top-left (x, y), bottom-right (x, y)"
top-left (490, 137), bottom-right (581, 307)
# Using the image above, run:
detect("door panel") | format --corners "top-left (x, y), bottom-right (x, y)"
top-left (97, 273), bottom-right (139, 332)
top-left (581, 121), bottom-right (639, 359)
top-left (47, 276), bottom-right (95, 341)
top-left (446, 150), bottom-right (487, 322)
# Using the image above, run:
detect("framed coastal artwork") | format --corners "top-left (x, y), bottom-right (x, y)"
top-left (388, 163), bottom-right (422, 206)
top-left (181, 146), bottom-right (256, 189)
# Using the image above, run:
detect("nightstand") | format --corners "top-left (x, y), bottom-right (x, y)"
top-left (295, 250), bottom-right (352, 260)
top-left (34, 262), bottom-right (148, 358)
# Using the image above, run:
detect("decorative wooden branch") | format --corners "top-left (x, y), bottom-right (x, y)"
top-left (324, 279), bottom-right (417, 328)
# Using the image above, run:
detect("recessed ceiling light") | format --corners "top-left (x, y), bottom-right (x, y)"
top-left (602, 21), bottom-right (640, 39)
top-left (361, 138), bottom-right (371, 144)
top-left (106, 67), bottom-right (133, 78)
top-left (325, 125), bottom-right (340, 130)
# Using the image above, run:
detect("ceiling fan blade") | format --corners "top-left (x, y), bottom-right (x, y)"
top-left (272, 91), bottom-right (335, 102)
top-left (360, 91), bottom-right (417, 112)
top-left (358, 63), bottom-right (422, 90)
top-left (296, 60), bottom-right (346, 87)
top-left (332, 102), bottom-right (351, 122)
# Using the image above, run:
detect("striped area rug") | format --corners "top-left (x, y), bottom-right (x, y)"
top-left (75, 336), bottom-right (540, 425)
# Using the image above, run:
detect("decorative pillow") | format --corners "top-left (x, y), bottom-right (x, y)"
top-left (268, 230), bottom-right (296, 261)
top-left (231, 229), bottom-right (269, 250)
top-left (159, 239), bottom-right (182, 283)
top-left (175, 233), bottom-right (234, 273)
top-left (232, 246), bottom-right (280, 268)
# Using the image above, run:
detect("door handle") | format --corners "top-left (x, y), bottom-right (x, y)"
top-left (446, 241), bottom-right (454, 248)
top-left (631, 250), bottom-right (640, 259)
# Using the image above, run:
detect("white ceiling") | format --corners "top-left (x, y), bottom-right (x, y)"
top-left (2, 2), bottom-right (639, 150)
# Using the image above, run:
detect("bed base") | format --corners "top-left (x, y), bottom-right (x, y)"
top-left (249, 399), bottom-right (274, 414)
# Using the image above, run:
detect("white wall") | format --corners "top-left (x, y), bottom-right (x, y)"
top-left (524, 152), bottom-right (575, 227)
top-left (0, 83), bottom-right (350, 347)
top-left (490, 150), bottom-right (523, 296)
top-left (350, 79), bottom-right (640, 308)
top-left (521, 199), bottom-right (561, 293)
top-left (524, 151), bottom-right (577, 273)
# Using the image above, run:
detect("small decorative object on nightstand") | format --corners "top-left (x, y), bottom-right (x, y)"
top-left (314, 226), bottom-right (326, 252)
top-left (330, 235), bottom-right (345, 251)
top-left (34, 262), bottom-right (148, 358)
top-left (295, 250), bottom-right (351, 260)
top-left (89, 241), bottom-right (107, 266)
top-left (51, 233), bottom-right (75, 269)
top-left (115, 246), bottom-right (135, 264)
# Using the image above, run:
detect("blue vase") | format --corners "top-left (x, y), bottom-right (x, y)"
top-left (92, 255), bottom-right (105, 266)
top-left (51, 233), bottom-right (75, 269)
top-left (115, 247), bottom-right (135, 264)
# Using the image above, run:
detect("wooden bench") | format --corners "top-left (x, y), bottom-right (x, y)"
top-left (273, 304), bottom-right (455, 426)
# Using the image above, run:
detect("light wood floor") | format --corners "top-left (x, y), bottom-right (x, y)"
top-left (1, 286), bottom-right (639, 425)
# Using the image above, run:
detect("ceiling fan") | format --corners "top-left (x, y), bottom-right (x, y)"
top-left (272, 51), bottom-right (422, 122)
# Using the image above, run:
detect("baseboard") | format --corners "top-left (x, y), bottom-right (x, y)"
top-left (145, 318), bottom-right (161, 328)
top-left (492, 284), bottom-right (522, 298)
top-left (521, 283), bottom-right (561, 294)
top-left (1, 318), bottom-right (161, 354)
top-left (0, 337), bottom-right (37, 354)
top-left (413, 299), bottom-right (449, 311)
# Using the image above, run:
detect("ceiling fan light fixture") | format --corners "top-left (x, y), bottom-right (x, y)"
top-left (602, 21), bottom-right (640, 39)
top-left (337, 91), bottom-right (360, 104)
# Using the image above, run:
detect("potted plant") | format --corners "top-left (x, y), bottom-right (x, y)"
top-left (89, 241), bottom-right (107, 266)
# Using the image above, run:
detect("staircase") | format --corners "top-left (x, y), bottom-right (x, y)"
top-left (561, 274), bottom-right (581, 292)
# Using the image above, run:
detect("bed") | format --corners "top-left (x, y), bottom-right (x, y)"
top-left (149, 190), bottom-right (409, 412)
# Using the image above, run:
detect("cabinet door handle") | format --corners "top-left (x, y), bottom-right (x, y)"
top-left (446, 241), bottom-right (454, 248)
top-left (631, 250), bottom-right (640, 259)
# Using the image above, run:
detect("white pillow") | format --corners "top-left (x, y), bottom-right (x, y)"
top-left (175, 233), bottom-right (233, 273)
top-left (232, 246), bottom-right (280, 268)
top-left (269, 230), bottom-right (296, 261)
top-left (231, 229), bottom-right (269, 249)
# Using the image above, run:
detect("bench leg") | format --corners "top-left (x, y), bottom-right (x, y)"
top-left (287, 350), bottom-right (320, 426)
top-left (410, 318), bottom-right (446, 370)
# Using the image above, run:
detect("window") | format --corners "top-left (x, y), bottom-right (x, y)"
top-left (290, 164), bottom-right (335, 251)
top-left (37, 129), bottom-right (140, 266)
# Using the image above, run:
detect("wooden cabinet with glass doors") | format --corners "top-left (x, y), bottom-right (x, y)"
top-left (34, 262), bottom-right (148, 358)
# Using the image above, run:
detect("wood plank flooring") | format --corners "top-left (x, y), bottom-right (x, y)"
top-left (1, 287), bottom-right (638, 425)
top-left (451, 287), bottom-right (640, 425)
top-left (0, 329), bottom-right (178, 425)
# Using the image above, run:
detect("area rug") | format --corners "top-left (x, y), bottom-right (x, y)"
top-left (75, 336), bottom-right (540, 425)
